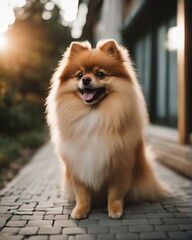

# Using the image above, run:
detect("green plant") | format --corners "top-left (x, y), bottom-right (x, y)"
top-left (0, 128), bottom-right (48, 168)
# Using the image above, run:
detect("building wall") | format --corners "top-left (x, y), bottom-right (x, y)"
top-left (94, 0), bottom-right (123, 44)
top-left (90, 0), bottom-right (192, 144)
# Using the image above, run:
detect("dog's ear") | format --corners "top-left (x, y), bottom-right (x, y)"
top-left (97, 39), bottom-right (121, 59)
top-left (69, 41), bottom-right (91, 55)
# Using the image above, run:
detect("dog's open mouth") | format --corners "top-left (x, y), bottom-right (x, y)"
top-left (79, 87), bottom-right (106, 104)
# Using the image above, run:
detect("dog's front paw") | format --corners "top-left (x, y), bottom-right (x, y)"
top-left (108, 200), bottom-right (123, 219)
top-left (108, 210), bottom-right (123, 219)
top-left (71, 206), bottom-right (89, 220)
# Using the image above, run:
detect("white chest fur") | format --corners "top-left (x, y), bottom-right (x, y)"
top-left (58, 110), bottom-right (110, 190)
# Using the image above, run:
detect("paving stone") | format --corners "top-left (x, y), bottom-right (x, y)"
top-left (0, 236), bottom-right (24, 240)
top-left (146, 213), bottom-right (173, 218)
top-left (0, 207), bottom-right (10, 213)
top-left (15, 211), bottom-right (33, 215)
top-left (6, 220), bottom-right (27, 227)
top-left (116, 233), bottom-right (140, 240)
top-left (0, 218), bottom-right (7, 227)
top-left (0, 213), bottom-right (12, 220)
top-left (54, 215), bottom-right (69, 220)
top-left (0, 203), bottom-right (20, 207)
top-left (177, 207), bottom-right (192, 213)
top-left (187, 230), bottom-right (192, 237)
top-left (109, 226), bottom-right (128, 233)
top-left (122, 219), bottom-right (149, 225)
top-left (38, 226), bottom-right (61, 234)
top-left (37, 204), bottom-right (54, 208)
top-left (17, 198), bottom-right (33, 203)
top-left (123, 214), bottom-right (146, 219)
top-left (97, 234), bottom-right (115, 240)
top-left (19, 203), bottom-right (37, 209)
top-left (155, 225), bottom-right (179, 231)
top-left (55, 202), bottom-right (74, 207)
top-left (140, 231), bottom-right (167, 239)
top-left (43, 215), bottom-right (54, 220)
top-left (99, 220), bottom-right (122, 226)
top-left (88, 212), bottom-right (108, 219)
top-left (33, 212), bottom-right (45, 216)
top-left (62, 227), bottom-right (86, 234)
top-left (67, 236), bottom-right (76, 240)
top-left (148, 218), bottom-right (163, 225)
top-left (1, 197), bottom-right (18, 202)
top-left (79, 219), bottom-right (98, 227)
top-left (21, 215), bottom-right (43, 220)
top-left (173, 212), bottom-right (189, 217)
top-left (176, 203), bottom-right (192, 207)
top-left (28, 236), bottom-right (48, 240)
top-left (27, 220), bottom-right (53, 227)
top-left (31, 197), bottom-right (49, 202)
top-left (63, 209), bottom-right (72, 214)
top-left (76, 234), bottom-right (97, 240)
top-left (10, 215), bottom-right (21, 221)
top-left (1, 227), bottom-right (20, 234)
top-left (46, 207), bottom-right (63, 211)
top-left (168, 231), bottom-right (190, 239)
top-left (19, 227), bottom-right (39, 235)
top-left (88, 226), bottom-right (109, 233)
top-left (46, 210), bottom-right (63, 215)
top-left (49, 235), bottom-right (68, 240)
top-left (178, 224), bottom-right (192, 230)
top-left (129, 224), bottom-right (153, 232)
top-left (54, 220), bottom-right (78, 227)
top-left (163, 217), bottom-right (192, 224)
top-left (7, 210), bottom-right (17, 214)
top-left (166, 208), bottom-right (179, 213)
top-left (35, 207), bottom-right (49, 211)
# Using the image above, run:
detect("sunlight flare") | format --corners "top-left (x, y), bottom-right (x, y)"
top-left (0, 34), bottom-right (7, 50)
top-left (57, 0), bottom-right (79, 23)
top-left (0, 0), bottom-right (26, 33)
top-left (166, 26), bottom-right (184, 51)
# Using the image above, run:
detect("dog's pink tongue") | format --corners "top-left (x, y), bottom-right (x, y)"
top-left (83, 92), bottom-right (96, 101)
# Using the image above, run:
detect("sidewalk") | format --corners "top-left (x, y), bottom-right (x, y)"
top-left (0, 142), bottom-right (192, 240)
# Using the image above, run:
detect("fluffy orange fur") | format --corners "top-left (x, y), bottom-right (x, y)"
top-left (46, 39), bottom-right (169, 219)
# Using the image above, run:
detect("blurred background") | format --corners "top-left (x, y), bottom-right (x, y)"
top-left (0, 0), bottom-right (191, 187)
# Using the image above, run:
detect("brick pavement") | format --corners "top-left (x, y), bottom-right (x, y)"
top-left (0, 142), bottom-right (192, 240)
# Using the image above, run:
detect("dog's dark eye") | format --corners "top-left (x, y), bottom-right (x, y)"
top-left (96, 71), bottom-right (105, 79)
top-left (77, 72), bottom-right (83, 79)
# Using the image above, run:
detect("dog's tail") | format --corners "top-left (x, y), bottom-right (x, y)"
top-left (127, 139), bottom-right (171, 202)
top-left (127, 172), bottom-right (170, 202)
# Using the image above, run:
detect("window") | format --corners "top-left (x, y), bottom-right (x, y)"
top-left (133, 18), bottom-right (178, 128)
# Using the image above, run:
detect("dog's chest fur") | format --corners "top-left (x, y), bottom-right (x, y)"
top-left (60, 110), bottom-right (111, 190)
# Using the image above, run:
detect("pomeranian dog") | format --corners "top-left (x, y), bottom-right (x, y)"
top-left (46, 39), bottom-right (168, 219)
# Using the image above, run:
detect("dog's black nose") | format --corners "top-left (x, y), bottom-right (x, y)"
top-left (82, 77), bottom-right (91, 86)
